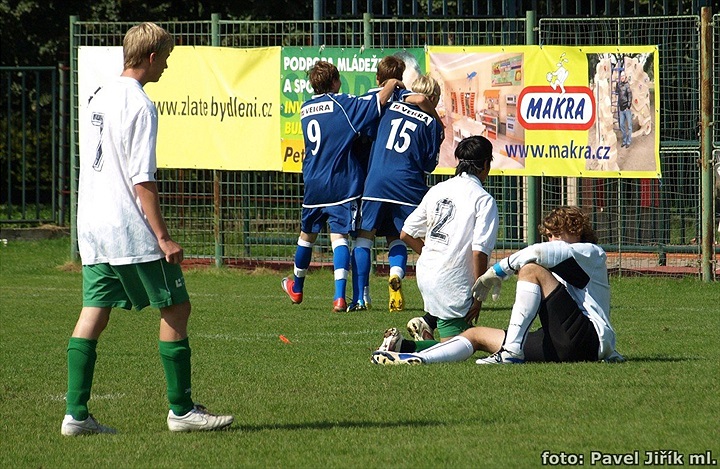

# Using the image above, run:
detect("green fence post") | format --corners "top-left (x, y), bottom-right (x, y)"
top-left (363, 13), bottom-right (373, 49)
top-left (211, 13), bottom-right (224, 267)
top-left (69, 15), bottom-right (79, 261)
top-left (525, 10), bottom-right (539, 245)
top-left (699, 7), bottom-right (714, 281)
top-left (58, 62), bottom-right (66, 227)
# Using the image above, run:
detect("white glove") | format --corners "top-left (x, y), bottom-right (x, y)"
top-left (471, 264), bottom-right (509, 302)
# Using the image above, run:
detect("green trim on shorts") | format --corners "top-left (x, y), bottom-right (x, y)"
top-left (82, 259), bottom-right (189, 310)
top-left (436, 317), bottom-right (472, 339)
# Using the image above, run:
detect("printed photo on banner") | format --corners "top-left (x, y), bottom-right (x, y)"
top-left (586, 52), bottom-right (656, 173)
top-left (427, 45), bottom-right (660, 178)
top-left (428, 47), bottom-right (528, 173)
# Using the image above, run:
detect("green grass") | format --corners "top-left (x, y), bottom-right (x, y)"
top-left (1, 238), bottom-right (719, 468)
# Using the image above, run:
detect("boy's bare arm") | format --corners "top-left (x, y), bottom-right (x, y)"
top-left (136, 181), bottom-right (184, 264)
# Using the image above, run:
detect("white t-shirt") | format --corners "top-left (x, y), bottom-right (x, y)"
top-left (403, 172), bottom-right (499, 319)
top-left (77, 76), bottom-right (164, 265)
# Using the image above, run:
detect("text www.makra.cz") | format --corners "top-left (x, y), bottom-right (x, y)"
top-left (505, 142), bottom-right (612, 160)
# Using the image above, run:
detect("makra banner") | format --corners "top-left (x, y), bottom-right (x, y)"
top-left (427, 45), bottom-right (660, 178)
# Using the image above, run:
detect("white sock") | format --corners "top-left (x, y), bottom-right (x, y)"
top-left (417, 336), bottom-right (475, 364)
top-left (389, 266), bottom-right (405, 279)
top-left (503, 280), bottom-right (542, 355)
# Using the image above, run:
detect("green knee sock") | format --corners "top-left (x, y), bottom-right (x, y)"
top-left (159, 338), bottom-right (194, 416)
top-left (399, 339), bottom-right (439, 353)
top-left (66, 337), bottom-right (98, 420)
top-left (413, 339), bottom-right (439, 352)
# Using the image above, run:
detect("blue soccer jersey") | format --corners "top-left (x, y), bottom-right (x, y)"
top-left (352, 88), bottom-right (414, 174)
top-left (300, 93), bottom-right (382, 207)
top-left (362, 101), bottom-right (443, 206)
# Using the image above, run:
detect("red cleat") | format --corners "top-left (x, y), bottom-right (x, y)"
top-left (333, 298), bottom-right (347, 313)
top-left (281, 277), bottom-right (303, 304)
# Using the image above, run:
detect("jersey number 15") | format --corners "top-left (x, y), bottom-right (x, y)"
top-left (385, 118), bottom-right (418, 153)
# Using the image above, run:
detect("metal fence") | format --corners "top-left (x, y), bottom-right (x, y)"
top-left (1, 66), bottom-right (64, 226)
top-left (2, 11), bottom-right (717, 279)
top-left (320, 0), bottom-right (709, 18)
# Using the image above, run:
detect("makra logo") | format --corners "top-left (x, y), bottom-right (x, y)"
top-left (517, 53), bottom-right (596, 131)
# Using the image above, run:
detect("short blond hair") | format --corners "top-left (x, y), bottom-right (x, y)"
top-left (410, 74), bottom-right (441, 103)
top-left (123, 22), bottom-right (174, 69)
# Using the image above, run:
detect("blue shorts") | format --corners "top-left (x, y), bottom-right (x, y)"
top-left (301, 200), bottom-right (358, 235)
top-left (359, 200), bottom-right (415, 237)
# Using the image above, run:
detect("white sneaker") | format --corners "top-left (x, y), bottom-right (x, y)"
top-left (376, 327), bottom-right (403, 352)
top-left (61, 414), bottom-right (117, 436)
top-left (406, 317), bottom-right (434, 341)
top-left (603, 350), bottom-right (626, 363)
top-left (371, 350), bottom-right (423, 365)
top-left (363, 286), bottom-right (372, 309)
top-left (475, 348), bottom-right (525, 365)
top-left (167, 404), bottom-right (234, 432)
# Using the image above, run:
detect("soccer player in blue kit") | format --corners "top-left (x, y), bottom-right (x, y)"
top-left (282, 60), bottom-right (405, 312)
top-left (348, 75), bottom-right (445, 312)
top-left (348, 55), bottom-right (407, 310)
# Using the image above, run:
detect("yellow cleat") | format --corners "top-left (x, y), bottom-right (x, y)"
top-left (388, 274), bottom-right (404, 312)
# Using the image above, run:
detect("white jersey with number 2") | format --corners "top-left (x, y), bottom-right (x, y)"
top-left (402, 172), bottom-right (498, 319)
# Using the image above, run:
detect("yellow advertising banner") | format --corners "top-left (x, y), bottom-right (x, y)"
top-left (428, 45), bottom-right (660, 178)
top-left (145, 46), bottom-right (281, 170)
top-left (78, 46), bottom-right (280, 170)
top-left (79, 45), bottom-right (660, 178)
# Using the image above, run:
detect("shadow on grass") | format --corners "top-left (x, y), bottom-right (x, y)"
top-left (624, 355), bottom-right (703, 363)
top-left (232, 417), bottom-right (481, 433)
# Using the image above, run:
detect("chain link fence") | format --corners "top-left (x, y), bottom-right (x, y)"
top-left (4, 12), bottom-right (716, 278)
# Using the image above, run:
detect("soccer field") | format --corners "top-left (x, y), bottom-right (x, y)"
top-left (0, 238), bottom-right (718, 468)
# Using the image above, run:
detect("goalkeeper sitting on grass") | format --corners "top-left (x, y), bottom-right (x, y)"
top-left (372, 206), bottom-right (624, 365)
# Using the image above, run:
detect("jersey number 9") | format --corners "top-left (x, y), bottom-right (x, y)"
top-left (306, 119), bottom-right (321, 155)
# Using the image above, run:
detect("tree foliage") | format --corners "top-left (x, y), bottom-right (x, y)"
top-left (0, 0), bottom-right (312, 67)
top-left (0, 0), bottom-right (705, 66)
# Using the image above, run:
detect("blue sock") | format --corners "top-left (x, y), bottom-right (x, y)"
top-left (350, 249), bottom-right (360, 304)
top-left (332, 239), bottom-right (350, 300)
top-left (354, 246), bottom-right (372, 305)
top-left (294, 241), bottom-right (313, 292)
top-left (388, 240), bottom-right (408, 277)
top-left (352, 237), bottom-right (373, 305)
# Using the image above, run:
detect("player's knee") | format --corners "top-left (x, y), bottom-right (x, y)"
top-left (517, 262), bottom-right (549, 281)
top-left (163, 300), bottom-right (191, 321)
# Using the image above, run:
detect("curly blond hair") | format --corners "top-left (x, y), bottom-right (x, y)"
top-left (539, 206), bottom-right (598, 244)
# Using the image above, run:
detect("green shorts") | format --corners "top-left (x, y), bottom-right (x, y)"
top-left (82, 259), bottom-right (189, 311)
top-left (436, 317), bottom-right (472, 339)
